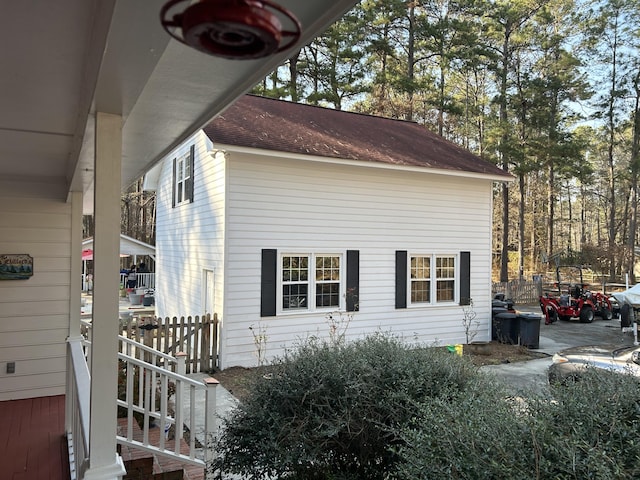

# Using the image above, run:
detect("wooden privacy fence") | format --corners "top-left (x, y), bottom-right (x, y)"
top-left (119, 313), bottom-right (220, 374)
top-left (492, 280), bottom-right (543, 305)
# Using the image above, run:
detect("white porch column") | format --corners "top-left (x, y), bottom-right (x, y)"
top-left (85, 112), bottom-right (126, 479)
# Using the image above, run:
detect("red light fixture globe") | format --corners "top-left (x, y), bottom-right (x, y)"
top-left (160, 0), bottom-right (302, 60)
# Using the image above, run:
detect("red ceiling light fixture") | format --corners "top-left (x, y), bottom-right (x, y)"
top-left (160, 0), bottom-right (302, 60)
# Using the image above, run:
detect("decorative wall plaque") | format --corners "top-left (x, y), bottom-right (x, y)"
top-left (0, 254), bottom-right (33, 280)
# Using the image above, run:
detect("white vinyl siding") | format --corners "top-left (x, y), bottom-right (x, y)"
top-left (0, 180), bottom-right (72, 400)
top-left (219, 151), bottom-right (494, 368)
top-left (155, 140), bottom-right (496, 369)
top-left (155, 132), bottom-right (226, 320)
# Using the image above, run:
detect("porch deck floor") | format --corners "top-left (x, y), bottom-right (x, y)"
top-left (0, 395), bottom-right (69, 480)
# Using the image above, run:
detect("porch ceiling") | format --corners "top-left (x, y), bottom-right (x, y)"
top-left (0, 0), bottom-right (357, 213)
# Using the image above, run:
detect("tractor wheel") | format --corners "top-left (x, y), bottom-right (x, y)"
top-left (579, 306), bottom-right (594, 323)
top-left (599, 308), bottom-right (613, 321)
top-left (545, 307), bottom-right (558, 324)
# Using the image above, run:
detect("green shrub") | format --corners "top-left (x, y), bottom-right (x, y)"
top-left (213, 333), bottom-right (480, 479)
top-left (391, 378), bottom-right (534, 479)
top-left (214, 335), bottom-right (640, 480)
top-left (534, 368), bottom-right (640, 479)
top-left (393, 367), bottom-right (640, 480)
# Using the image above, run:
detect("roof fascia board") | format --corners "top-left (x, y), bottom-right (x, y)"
top-left (212, 143), bottom-right (514, 183)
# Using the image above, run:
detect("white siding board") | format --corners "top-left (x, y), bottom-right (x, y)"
top-left (0, 272), bottom-right (70, 288)
top-left (1, 300), bottom-right (70, 317)
top-left (0, 372), bottom-right (67, 401)
top-left (0, 315), bottom-right (68, 332)
top-left (0, 286), bottom-right (69, 302)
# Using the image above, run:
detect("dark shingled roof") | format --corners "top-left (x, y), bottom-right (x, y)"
top-left (203, 95), bottom-right (510, 178)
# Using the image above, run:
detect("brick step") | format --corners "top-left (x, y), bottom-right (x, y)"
top-left (117, 417), bottom-right (204, 480)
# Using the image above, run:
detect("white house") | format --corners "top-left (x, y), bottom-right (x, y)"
top-left (147, 95), bottom-right (512, 369)
top-left (0, 2), bottom-right (358, 478)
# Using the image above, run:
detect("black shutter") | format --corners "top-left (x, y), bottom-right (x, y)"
top-left (187, 145), bottom-right (195, 203)
top-left (395, 251), bottom-right (407, 309)
top-left (261, 249), bottom-right (277, 317)
top-left (459, 251), bottom-right (471, 305)
top-left (346, 250), bottom-right (359, 312)
top-left (171, 158), bottom-right (177, 208)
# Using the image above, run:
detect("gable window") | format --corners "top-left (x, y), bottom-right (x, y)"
top-left (409, 254), bottom-right (456, 305)
top-left (281, 254), bottom-right (341, 312)
top-left (172, 145), bottom-right (195, 207)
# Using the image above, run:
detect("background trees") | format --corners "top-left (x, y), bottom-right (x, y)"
top-left (112, 0), bottom-right (640, 283)
top-left (250, 0), bottom-right (640, 282)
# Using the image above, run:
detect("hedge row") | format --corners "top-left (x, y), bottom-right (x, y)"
top-left (213, 334), bottom-right (640, 480)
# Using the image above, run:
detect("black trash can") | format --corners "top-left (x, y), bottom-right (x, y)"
top-left (493, 312), bottom-right (519, 345)
top-left (491, 307), bottom-right (508, 340)
top-left (518, 313), bottom-right (541, 349)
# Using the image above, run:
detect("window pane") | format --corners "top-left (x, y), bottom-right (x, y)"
top-left (410, 256), bottom-right (430, 279)
top-left (316, 256), bottom-right (340, 281)
top-left (411, 280), bottom-right (430, 303)
top-left (316, 283), bottom-right (339, 308)
top-left (283, 284), bottom-right (308, 310)
top-left (177, 160), bottom-right (184, 181)
top-left (282, 256), bottom-right (308, 283)
top-left (436, 257), bottom-right (455, 278)
top-left (436, 280), bottom-right (454, 301)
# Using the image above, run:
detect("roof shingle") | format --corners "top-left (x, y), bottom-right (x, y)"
top-left (203, 95), bottom-right (510, 178)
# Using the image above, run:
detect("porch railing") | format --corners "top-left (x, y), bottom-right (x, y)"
top-left (66, 337), bottom-right (91, 480)
top-left (116, 349), bottom-right (218, 470)
top-left (79, 322), bottom-right (219, 477)
top-left (119, 272), bottom-right (156, 289)
top-left (82, 273), bottom-right (156, 291)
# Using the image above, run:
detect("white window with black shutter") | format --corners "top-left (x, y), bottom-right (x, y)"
top-left (396, 251), bottom-right (470, 308)
top-left (261, 249), bottom-right (359, 317)
top-left (172, 145), bottom-right (195, 207)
